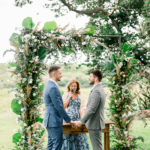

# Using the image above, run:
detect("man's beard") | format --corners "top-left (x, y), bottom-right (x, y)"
top-left (89, 79), bottom-right (95, 85)
top-left (56, 76), bottom-right (61, 82)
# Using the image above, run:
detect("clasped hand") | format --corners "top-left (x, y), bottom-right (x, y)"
top-left (70, 120), bottom-right (82, 128)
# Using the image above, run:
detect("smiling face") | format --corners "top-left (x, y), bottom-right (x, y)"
top-left (88, 73), bottom-right (95, 85)
top-left (69, 82), bottom-right (77, 93)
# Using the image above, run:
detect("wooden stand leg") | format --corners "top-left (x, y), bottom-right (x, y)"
top-left (104, 133), bottom-right (106, 150)
top-left (106, 132), bottom-right (110, 150)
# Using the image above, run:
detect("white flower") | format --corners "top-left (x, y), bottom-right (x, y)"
top-left (113, 81), bottom-right (115, 84)
top-left (14, 129), bottom-right (17, 133)
top-left (17, 73), bottom-right (21, 77)
top-left (128, 111), bottom-right (132, 116)
top-left (41, 41), bottom-right (44, 43)
top-left (32, 36), bottom-right (35, 39)
top-left (35, 56), bottom-right (39, 59)
top-left (33, 49), bottom-right (37, 52)
top-left (123, 74), bottom-right (126, 77)
top-left (40, 68), bottom-right (42, 70)
top-left (118, 62), bottom-right (123, 68)
top-left (20, 94), bottom-right (24, 97)
top-left (22, 136), bottom-right (25, 138)
top-left (24, 123), bottom-right (27, 126)
top-left (21, 108), bottom-right (24, 111)
top-left (39, 83), bottom-right (42, 86)
top-left (35, 59), bottom-right (39, 62)
top-left (82, 42), bottom-right (86, 45)
top-left (86, 35), bottom-right (90, 39)
top-left (7, 80), bottom-right (10, 83)
top-left (18, 100), bottom-right (21, 104)
top-left (125, 57), bottom-right (132, 61)
top-left (33, 93), bottom-right (36, 96)
top-left (30, 60), bottom-right (34, 63)
top-left (51, 30), bottom-right (54, 33)
top-left (34, 39), bottom-right (37, 42)
top-left (17, 142), bottom-right (20, 145)
top-left (115, 100), bottom-right (117, 103)
top-left (24, 34), bottom-right (30, 38)
top-left (29, 79), bottom-right (33, 84)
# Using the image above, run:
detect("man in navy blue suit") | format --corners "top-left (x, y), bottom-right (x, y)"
top-left (43, 66), bottom-right (74, 150)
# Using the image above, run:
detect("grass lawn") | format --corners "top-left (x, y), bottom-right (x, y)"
top-left (0, 87), bottom-right (150, 150)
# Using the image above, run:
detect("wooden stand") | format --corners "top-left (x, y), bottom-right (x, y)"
top-left (63, 120), bottom-right (114, 150)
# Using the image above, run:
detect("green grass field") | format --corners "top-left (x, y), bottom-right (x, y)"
top-left (0, 63), bottom-right (150, 150)
top-left (0, 88), bottom-right (150, 150)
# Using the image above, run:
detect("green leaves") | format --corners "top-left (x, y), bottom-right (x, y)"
top-left (121, 44), bottom-right (131, 53)
top-left (43, 21), bottom-right (57, 32)
top-left (37, 46), bottom-right (47, 60)
top-left (22, 17), bottom-right (35, 29)
top-left (39, 83), bottom-right (45, 91)
top-left (84, 25), bottom-right (95, 35)
top-left (9, 33), bottom-right (23, 46)
top-left (11, 99), bottom-right (21, 115)
top-left (12, 132), bottom-right (21, 143)
top-left (36, 117), bottom-right (43, 123)
top-left (112, 54), bottom-right (117, 64)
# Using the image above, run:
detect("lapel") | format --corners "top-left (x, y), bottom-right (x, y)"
top-left (87, 83), bottom-right (101, 107)
top-left (49, 80), bottom-right (62, 103)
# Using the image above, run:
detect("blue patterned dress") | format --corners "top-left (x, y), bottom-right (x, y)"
top-left (61, 94), bottom-right (90, 150)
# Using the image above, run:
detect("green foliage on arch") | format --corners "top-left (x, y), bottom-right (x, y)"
top-left (43, 21), bottom-right (57, 32)
top-left (22, 17), bottom-right (35, 29)
top-left (11, 99), bottom-right (21, 115)
top-left (12, 132), bottom-right (22, 143)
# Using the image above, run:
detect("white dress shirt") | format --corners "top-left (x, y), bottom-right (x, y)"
top-left (49, 79), bottom-right (59, 88)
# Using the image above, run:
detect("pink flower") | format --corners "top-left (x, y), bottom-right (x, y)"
top-left (18, 77), bottom-right (22, 83)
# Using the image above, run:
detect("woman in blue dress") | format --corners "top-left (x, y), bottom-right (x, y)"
top-left (61, 79), bottom-right (90, 150)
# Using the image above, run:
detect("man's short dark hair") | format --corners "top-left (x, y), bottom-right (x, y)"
top-left (90, 70), bottom-right (103, 82)
top-left (48, 66), bottom-right (61, 77)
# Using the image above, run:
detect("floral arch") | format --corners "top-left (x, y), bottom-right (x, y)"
top-left (4, 17), bottom-right (147, 150)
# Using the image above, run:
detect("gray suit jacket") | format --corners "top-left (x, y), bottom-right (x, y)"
top-left (80, 83), bottom-right (106, 130)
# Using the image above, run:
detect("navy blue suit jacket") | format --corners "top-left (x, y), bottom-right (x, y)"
top-left (43, 80), bottom-right (71, 127)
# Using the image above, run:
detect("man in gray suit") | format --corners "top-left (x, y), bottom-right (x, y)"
top-left (75, 70), bottom-right (106, 150)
